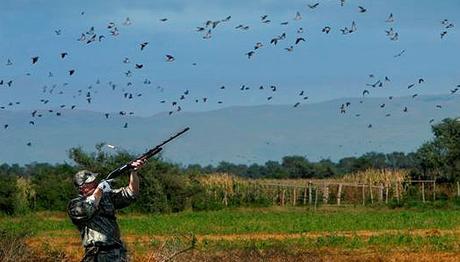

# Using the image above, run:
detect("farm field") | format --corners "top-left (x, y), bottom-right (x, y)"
top-left (2, 206), bottom-right (460, 261)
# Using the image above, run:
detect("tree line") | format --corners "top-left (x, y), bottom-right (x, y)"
top-left (0, 118), bottom-right (459, 215)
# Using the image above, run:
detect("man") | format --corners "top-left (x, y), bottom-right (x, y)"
top-left (68, 159), bottom-right (146, 262)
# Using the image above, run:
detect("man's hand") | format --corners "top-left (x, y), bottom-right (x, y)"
top-left (130, 158), bottom-right (147, 171)
top-left (97, 180), bottom-right (112, 193)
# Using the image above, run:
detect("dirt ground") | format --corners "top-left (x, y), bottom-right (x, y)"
top-left (24, 229), bottom-right (460, 262)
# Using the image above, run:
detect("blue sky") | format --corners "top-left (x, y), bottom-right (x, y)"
top-left (0, 0), bottom-right (459, 116)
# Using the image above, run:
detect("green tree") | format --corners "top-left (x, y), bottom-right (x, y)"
top-left (416, 118), bottom-right (460, 181)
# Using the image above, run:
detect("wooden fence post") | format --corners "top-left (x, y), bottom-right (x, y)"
top-left (293, 188), bottom-right (297, 206)
top-left (395, 182), bottom-right (400, 204)
top-left (362, 185), bottom-right (365, 206)
top-left (433, 181), bottom-right (436, 201)
top-left (281, 188), bottom-right (286, 206)
top-left (223, 190), bottom-right (228, 206)
top-left (303, 186), bottom-right (307, 205)
top-left (457, 181), bottom-right (460, 197)
top-left (379, 184), bottom-right (384, 202)
top-left (421, 182), bottom-right (425, 203)
top-left (314, 187), bottom-right (318, 210)
top-left (385, 184), bottom-right (389, 204)
top-left (323, 185), bottom-right (329, 204)
top-left (369, 183), bottom-right (374, 204)
top-left (337, 184), bottom-right (342, 206)
top-left (308, 182), bottom-right (313, 205)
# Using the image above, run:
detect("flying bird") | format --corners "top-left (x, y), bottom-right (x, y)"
top-left (322, 26), bottom-right (331, 34)
top-left (140, 42), bottom-right (149, 50)
top-left (245, 51), bottom-right (255, 59)
top-left (295, 37), bottom-right (305, 45)
top-left (165, 55), bottom-right (175, 62)
top-left (385, 13), bottom-right (394, 23)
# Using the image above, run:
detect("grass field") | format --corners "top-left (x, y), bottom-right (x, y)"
top-left (2, 206), bottom-right (460, 261)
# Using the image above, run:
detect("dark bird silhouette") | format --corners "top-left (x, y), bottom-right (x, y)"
top-left (407, 83), bottom-right (415, 89)
top-left (166, 55), bottom-right (175, 62)
top-left (322, 26), bottom-right (331, 34)
top-left (403, 107), bottom-right (408, 112)
top-left (32, 56), bottom-right (39, 64)
top-left (69, 69), bottom-right (75, 76)
top-left (451, 88), bottom-right (459, 94)
top-left (308, 3), bottom-right (319, 9)
top-left (358, 6), bottom-right (367, 13)
top-left (385, 13), bottom-right (394, 23)
top-left (123, 122), bottom-right (128, 128)
top-left (140, 42), bottom-right (149, 50)
top-left (244, 51), bottom-right (255, 59)
top-left (440, 31), bottom-right (448, 39)
top-left (418, 78), bottom-right (424, 84)
top-left (394, 49), bottom-right (405, 58)
top-left (60, 52), bottom-right (68, 59)
top-left (270, 38), bottom-right (279, 45)
top-left (295, 37), bottom-right (305, 45)
top-left (160, 18), bottom-right (168, 22)
top-left (135, 64), bottom-right (143, 69)
top-left (390, 32), bottom-right (399, 41)
top-left (293, 102), bottom-right (300, 107)
top-left (26, 142), bottom-right (32, 147)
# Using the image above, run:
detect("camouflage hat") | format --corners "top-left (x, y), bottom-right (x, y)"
top-left (74, 170), bottom-right (98, 187)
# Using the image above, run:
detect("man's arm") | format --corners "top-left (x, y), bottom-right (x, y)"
top-left (128, 158), bottom-right (145, 195)
top-left (128, 170), bottom-right (139, 195)
top-left (110, 159), bottom-right (145, 209)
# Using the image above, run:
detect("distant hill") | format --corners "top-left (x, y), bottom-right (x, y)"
top-left (1, 95), bottom-right (459, 166)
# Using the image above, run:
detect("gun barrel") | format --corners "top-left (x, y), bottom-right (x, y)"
top-left (105, 127), bottom-right (190, 180)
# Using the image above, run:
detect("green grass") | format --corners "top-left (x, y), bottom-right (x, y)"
top-left (2, 207), bottom-right (460, 254)
top-left (196, 233), bottom-right (460, 252)
top-left (1, 206), bottom-right (460, 236)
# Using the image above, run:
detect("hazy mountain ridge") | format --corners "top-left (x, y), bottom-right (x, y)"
top-left (1, 94), bottom-right (459, 165)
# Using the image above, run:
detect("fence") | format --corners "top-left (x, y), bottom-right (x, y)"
top-left (199, 174), bottom-right (460, 208)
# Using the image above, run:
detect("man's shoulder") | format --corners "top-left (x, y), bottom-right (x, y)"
top-left (67, 195), bottom-right (86, 214)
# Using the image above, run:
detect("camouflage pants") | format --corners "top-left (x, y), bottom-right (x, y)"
top-left (82, 246), bottom-right (128, 262)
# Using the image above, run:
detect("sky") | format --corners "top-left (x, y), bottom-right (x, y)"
top-left (0, 0), bottom-right (459, 116)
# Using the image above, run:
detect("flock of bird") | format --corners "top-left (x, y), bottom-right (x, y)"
top-left (0, 1), bottom-right (459, 149)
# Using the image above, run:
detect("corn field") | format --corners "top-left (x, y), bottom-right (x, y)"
top-left (197, 169), bottom-right (457, 207)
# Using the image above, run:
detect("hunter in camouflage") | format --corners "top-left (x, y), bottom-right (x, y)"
top-left (68, 159), bottom-right (145, 262)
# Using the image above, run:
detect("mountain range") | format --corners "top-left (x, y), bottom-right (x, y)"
top-left (1, 94), bottom-right (459, 166)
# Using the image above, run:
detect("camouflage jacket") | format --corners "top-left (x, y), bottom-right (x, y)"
top-left (68, 186), bottom-right (137, 248)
